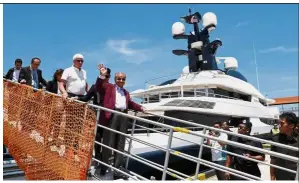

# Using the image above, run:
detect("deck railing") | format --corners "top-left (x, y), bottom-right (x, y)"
top-left (3, 79), bottom-right (299, 181)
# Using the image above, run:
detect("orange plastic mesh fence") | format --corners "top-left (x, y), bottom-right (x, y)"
top-left (3, 80), bottom-right (97, 180)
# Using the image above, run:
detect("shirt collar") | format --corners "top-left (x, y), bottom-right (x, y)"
top-left (30, 65), bottom-right (37, 71)
top-left (72, 65), bottom-right (82, 71)
top-left (115, 85), bottom-right (124, 91)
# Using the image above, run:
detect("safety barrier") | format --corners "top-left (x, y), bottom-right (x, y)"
top-left (3, 79), bottom-right (299, 181)
top-left (3, 79), bottom-right (96, 180)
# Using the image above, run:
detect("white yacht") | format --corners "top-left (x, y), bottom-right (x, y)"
top-left (124, 9), bottom-right (280, 179)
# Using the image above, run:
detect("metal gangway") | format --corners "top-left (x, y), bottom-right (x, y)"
top-left (3, 79), bottom-right (299, 181)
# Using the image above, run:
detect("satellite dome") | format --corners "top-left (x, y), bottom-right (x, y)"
top-left (172, 22), bottom-right (185, 36)
top-left (182, 66), bottom-right (189, 74)
top-left (224, 57), bottom-right (238, 70)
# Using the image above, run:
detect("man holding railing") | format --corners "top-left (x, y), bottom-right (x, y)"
top-left (206, 122), bottom-right (228, 180)
top-left (95, 64), bottom-right (145, 179)
top-left (224, 120), bottom-right (265, 180)
top-left (270, 112), bottom-right (298, 180)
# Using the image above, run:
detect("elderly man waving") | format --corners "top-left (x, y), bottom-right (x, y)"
top-left (95, 64), bottom-right (145, 179)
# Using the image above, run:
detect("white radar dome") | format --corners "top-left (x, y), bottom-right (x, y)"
top-left (202, 12), bottom-right (217, 28)
top-left (182, 66), bottom-right (189, 74)
top-left (224, 57), bottom-right (238, 70)
top-left (172, 22), bottom-right (185, 36)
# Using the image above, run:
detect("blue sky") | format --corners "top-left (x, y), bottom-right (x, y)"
top-left (3, 4), bottom-right (298, 99)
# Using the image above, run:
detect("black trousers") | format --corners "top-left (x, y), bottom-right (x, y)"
top-left (230, 164), bottom-right (261, 180)
top-left (213, 160), bottom-right (226, 180)
top-left (101, 112), bottom-right (128, 171)
top-left (94, 126), bottom-right (103, 161)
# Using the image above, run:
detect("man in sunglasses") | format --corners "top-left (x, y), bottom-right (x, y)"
top-left (58, 53), bottom-right (88, 161)
top-left (270, 112), bottom-right (298, 181)
top-left (59, 53), bottom-right (88, 99)
top-left (95, 64), bottom-right (145, 179)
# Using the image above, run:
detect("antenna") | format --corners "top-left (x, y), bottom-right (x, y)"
top-left (253, 40), bottom-right (260, 91)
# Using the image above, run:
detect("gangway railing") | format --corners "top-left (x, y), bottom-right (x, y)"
top-left (3, 79), bottom-right (299, 181)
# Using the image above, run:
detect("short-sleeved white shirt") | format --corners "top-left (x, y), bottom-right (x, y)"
top-left (61, 65), bottom-right (87, 95)
top-left (210, 132), bottom-right (228, 161)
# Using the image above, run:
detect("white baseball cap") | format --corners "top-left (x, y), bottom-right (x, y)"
top-left (73, 53), bottom-right (84, 61)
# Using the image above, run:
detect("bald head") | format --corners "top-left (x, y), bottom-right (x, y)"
top-left (115, 72), bottom-right (126, 88)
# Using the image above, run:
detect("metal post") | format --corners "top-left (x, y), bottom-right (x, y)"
top-left (296, 163), bottom-right (299, 180)
top-left (92, 109), bottom-right (101, 163)
top-left (296, 135), bottom-right (299, 180)
top-left (194, 128), bottom-right (207, 180)
top-left (205, 87), bottom-right (208, 97)
top-left (162, 128), bottom-right (173, 180)
top-left (125, 113), bottom-right (137, 169)
top-left (86, 108), bottom-right (101, 178)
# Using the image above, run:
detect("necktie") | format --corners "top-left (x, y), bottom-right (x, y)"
top-left (32, 70), bottom-right (39, 88)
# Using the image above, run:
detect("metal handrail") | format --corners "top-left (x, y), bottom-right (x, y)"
top-left (96, 124), bottom-right (257, 180)
top-left (4, 79), bottom-right (298, 180)
top-left (93, 130), bottom-right (185, 180)
top-left (147, 112), bottom-right (299, 152)
top-left (98, 121), bottom-right (297, 180)
top-left (202, 141), bottom-right (297, 174)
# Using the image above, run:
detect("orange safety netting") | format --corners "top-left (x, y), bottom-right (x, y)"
top-left (3, 80), bottom-right (97, 180)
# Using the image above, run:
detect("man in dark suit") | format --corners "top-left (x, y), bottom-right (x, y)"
top-left (77, 68), bottom-right (111, 105)
top-left (95, 64), bottom-right (145, 179)
top-left (73, 68), bottom-right (111, 167)
top-left (5, 58), bottom-right (23, 82)
top-left (19, 57), bottom-right (48, 89)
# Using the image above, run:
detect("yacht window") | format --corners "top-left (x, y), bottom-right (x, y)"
top-left (226, 69), bottom-right (248, 82)
top-left (161, 91), bottom-right (180, 98)
top-left (259, 98), bottom-right (267, 106)
top-left (158, 79), bottom-right (177, 86)
top-left (260, 118), bottom-right (277, 125)
top-left (183, 90), bottom-right (195, 97)
top-left (162, 99), bottom-right (215, 109)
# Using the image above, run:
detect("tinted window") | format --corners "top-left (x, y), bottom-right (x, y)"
top-left (158, 79), bottom-right (177, 86)
top-left (226, 70), bottom-right (248, 82)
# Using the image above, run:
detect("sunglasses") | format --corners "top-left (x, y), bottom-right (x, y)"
top-left (116, 78), bottom-right (126, 81)
top-left (238, 126), bottom-right (247, 130)
top-left (75, 59), bottom-right (84, 63)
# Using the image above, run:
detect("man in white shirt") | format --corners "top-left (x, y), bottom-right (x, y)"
top-left (58, 53), bottom-right (88, 155)
top-left (5, 58), bottom-right (22, 82)
top-left (206, 122), bottom-right (228, 180)
top-left (59, 53), bottom-right (88, 99)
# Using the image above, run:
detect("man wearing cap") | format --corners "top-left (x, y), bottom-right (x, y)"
top-left (270, 112), bottom-right (298, 180)
top-left (58, 53), bottom-right (88, 158)
top-left (59, 53), bottom-right (88, 99)
top-left (225, 120), bottom-right (265, 180)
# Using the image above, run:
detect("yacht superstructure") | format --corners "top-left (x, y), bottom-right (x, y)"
top-left (125, 9), bottom-right (280, 156)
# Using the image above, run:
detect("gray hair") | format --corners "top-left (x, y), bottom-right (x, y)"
top-left (115, 72), bottom-right (126, 77)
